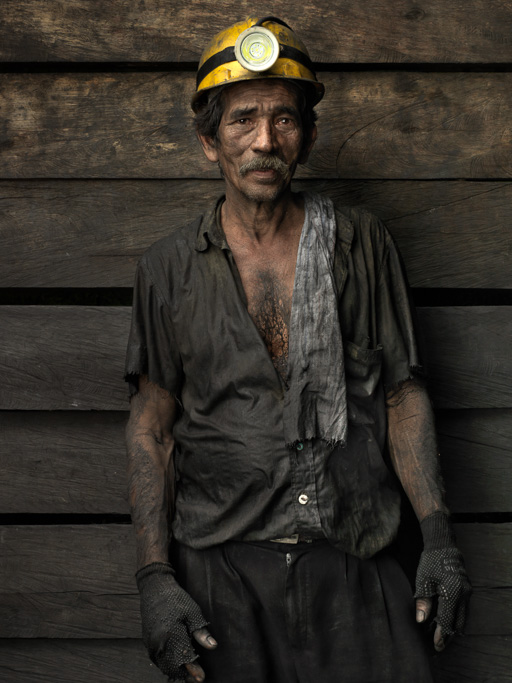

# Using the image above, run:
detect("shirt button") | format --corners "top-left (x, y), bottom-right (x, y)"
top-left (298, 493), bottom-right (309, 505)
top-left (296, 442), bottom-right (304, 451)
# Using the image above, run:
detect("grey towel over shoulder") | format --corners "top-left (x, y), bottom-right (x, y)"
top-left (283, 192), bottom-right (347, 448)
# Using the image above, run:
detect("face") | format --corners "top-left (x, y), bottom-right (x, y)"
top-left (198, 80), bottom-right (317, 204)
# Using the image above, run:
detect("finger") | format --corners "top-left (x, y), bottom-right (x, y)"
top-left (415, 596), bottom-right (433, 623)
top-left (185, 660), bottom-right (206, 683)
top-left (193, 626), bottom-right (218, 650)
top-left (433, 623), bottom-right (445, 652)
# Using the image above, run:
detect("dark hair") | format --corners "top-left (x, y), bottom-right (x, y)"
top-left (194, 80), bottom-right (318, 150)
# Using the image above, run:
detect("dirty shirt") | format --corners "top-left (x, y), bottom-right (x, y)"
top-left (124, 194), bottom-right (423, 559)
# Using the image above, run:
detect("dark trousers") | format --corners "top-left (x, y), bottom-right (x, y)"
top-left (173, 540), bottom-right (434, 683)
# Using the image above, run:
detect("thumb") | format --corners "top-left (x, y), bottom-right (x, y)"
top-left (415, 596), bottom-right (433, 623)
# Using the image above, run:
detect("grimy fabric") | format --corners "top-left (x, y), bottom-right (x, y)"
top-left (284, 192), bottom-right (347, 449)
top-left (125, 193), bottom-right (423, 558)
top-left (172, 539), bottom-right (434, 683)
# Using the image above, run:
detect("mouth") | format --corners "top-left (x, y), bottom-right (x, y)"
top-left (239, 156), bottom-right (289, 178)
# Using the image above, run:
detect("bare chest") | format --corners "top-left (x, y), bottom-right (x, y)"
top-left (234, 252), bottom-right (297, 381)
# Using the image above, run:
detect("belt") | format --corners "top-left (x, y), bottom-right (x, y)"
top-left (269, 534), bottom-right (324, 544)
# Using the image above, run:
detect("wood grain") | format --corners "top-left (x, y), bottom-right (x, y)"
top-left (1, 179), bottom-right (511, 288)
top-left (437, 410), bottom-right (512, 514)
top-left (0, 588), bottom-right (508, 639)
top-left (1, 524), bottom-right (508, 591)
top-left (1, 637), bottom-right (509, 683)
top-left (1, 306), bottom-right (511, 410)
top-left (0, 524), bottom-right (509, 639)
top-left (0, 639), bottom-right (167, 682)
top-left (0, 411), bottom-right (129, 514)
top-left (1, 0), bottom-right (512, 64)
top-left (419, 307), bottom-right (512, 409)
top-left (1, 409), bottom-right (509, 515)
top-left (431, 636), bottom-right (512, 683)
top-left (1, 72), bottom-right (511, 179)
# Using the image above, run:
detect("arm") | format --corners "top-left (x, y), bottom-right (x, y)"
top-left (386, 379), bottom-right (471, 651)
top-left (126, 376), bottom-right (217, 683)
top-left (126, 374), bottom-right (177, 569)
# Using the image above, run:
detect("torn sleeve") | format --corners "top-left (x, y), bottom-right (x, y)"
top-left (124, 258), bottom-right (183, 397)
top-left (376, 232), bottom-right (425, 392)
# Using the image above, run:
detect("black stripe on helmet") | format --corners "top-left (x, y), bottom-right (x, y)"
top-left (196, 44), bottom-right (317, 90)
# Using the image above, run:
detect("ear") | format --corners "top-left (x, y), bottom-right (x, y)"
top-left (298, 124), bottom-right (317, 165)
top-left (197, 133), bottom-right (219, 163)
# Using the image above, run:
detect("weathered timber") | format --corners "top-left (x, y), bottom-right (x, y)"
top-left (0, 524), bottom-right (507, 590)
top-left (0, 411), bottom-right (129, 514)
top-left (0, 588), bottom-right (507, 639)
top-left (1, 638), bottom-right (507, 683)
top-left (1, 409), bottom-right (509, 515)
top-left (1, 307), bottom-right (511, 410)
top-left (0, 639), bottom-right (167, 682)
top-left (1, 72), bottom-right (512, 179)
top-left (0, 525), bottom-right (509, 638)
top-left (437, 410), bottom-right (512, 514)
top-left (1, 179), bottom-right (511, 288)
top-left (419, 308), bottom-right (512, 409)
top-left (0, 526), bottom-right (137, 594)
top-left (431, 636), bottom-right (512, 683)
top-left (0, 306), bottom-right (130, 411)
top-left (0, 593), bottom-right (140, 639)
top-left (0, 0), bottom-right (510, 65)
top-left (0, 524), bottom-right (508, 591)
top-left (1, 0), bottom-right (512, 64)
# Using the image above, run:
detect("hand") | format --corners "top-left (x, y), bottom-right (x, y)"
top-left (136, 562), bottom-right (218, 682)
top-left (415, 596), bottom-right (449, 652)
top-left (415, 513), bottom-right (472, 651)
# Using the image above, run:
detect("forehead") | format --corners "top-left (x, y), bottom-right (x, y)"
top-left (221, 79), bottom-right (301, 115)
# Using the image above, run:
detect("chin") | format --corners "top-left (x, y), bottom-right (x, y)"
top-left (240, 180), bottom-right (290, 203)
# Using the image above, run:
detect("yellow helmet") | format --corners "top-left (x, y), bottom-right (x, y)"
top-left (192, 16), bottom-right (324, 111)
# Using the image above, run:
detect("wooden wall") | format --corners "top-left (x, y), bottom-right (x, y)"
top-left (0, 1), bottom-right (511, 681)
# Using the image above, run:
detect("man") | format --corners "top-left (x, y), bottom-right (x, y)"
top-left (125, 17), bottom-right (471, 683)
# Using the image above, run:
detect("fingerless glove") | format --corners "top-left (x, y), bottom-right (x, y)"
top-left (415, 512), bottom-right (472, 638)
top-left (136, 561), bottom-right (208, 681)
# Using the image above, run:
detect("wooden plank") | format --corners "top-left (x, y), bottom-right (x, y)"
top-left (1, 409), bottom-right (509, 515)
top-left (0, 306), bottom-right (130, 411)
top-left (454, 524), bottom-right (512, 589)
top-left (1, 179), bottom-right (511, 288)
top-left (1, 525), bottom-right (509, 592)
top-left (0, 639), bottom-right (167, 682)
top-left (0, 587), bottom-right (507, 639)
top-left (419, 308), bottom-right (512, 409)
top-left (0, 526), bottom-right (137, 594)
top-left (1, 306), bottom-right (511, 410)
top-left (0, 525), bottom-right (509, 639)
top-left (1, 0), bottom-right (512, 64)
top-left (431, 636), bottom-right (512, 683)
top-left (1, 72), bottom-right (512, 179)
top-left (0, 412), bottom-right (129, 514)
top-left (437, 410), bottom-right (512, 514)
top-left (0, 637), bottom-right (510, 683)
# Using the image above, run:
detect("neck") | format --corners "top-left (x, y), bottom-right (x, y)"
top-left (221, 187), bottom-right (304, 244)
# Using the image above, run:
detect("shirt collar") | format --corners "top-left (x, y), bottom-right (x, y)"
top-left (195, 196), bottom-right (229, 252)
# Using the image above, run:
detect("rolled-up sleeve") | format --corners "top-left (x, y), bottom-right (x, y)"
top-left (376, 233), bottom-right (424, 391)
top-left (124, 257), bottom-right (183, 396)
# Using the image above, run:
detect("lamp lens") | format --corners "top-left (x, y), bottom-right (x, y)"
top-left (241, 32), bottom-right (274, 66)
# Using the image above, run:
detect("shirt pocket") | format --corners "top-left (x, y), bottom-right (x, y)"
top-left (344, 340), bottom-right (383, 424)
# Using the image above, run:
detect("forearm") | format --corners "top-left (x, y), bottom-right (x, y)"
top-left (126, 376), bottom-right (177, 570)
top-left (386, 379), bottom-right (447, 521)
top-left (126, 430), bottom-right (174, 569)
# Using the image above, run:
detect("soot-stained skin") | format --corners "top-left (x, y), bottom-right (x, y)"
top-left (247, 269), bottom-right (292, 383)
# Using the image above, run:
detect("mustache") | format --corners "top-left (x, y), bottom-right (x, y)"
top-left (238, 155), bottom-right (290, 177)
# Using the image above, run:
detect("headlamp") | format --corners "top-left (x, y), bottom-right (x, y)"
top-left (234, 26), bottom-right (280, 72)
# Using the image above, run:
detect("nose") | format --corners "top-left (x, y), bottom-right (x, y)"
top-left (251, 118), bottom-right (276, 153)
